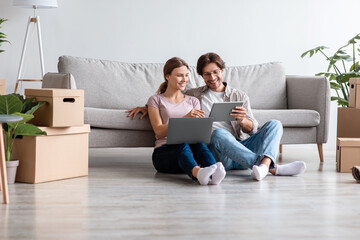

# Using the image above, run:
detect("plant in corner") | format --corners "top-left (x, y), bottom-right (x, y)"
top-left (0, 18), bottom-right (10, 53)
top-left (0, 94), bottom-right (46, 183)
top-left (301, 33), bottom-right (360, 107)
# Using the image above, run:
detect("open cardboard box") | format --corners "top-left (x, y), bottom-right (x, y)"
top-left (25, 88), bottom-right (84, 127)
top-left (336, 138), bottom-right (360, 173)
top-left (12, 124), bottom-right (90, 183)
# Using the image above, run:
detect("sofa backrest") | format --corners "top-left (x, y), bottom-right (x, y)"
top-left (58, 56), bottom-right (287, 109)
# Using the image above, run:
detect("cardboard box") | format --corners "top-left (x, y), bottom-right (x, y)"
top-left (12, 124), bottom-right (90, 183)
top-left (0, 79), bottom-right (5, 95)
top-left (25, 88), bottom-right (84, 127)
top-left (336, 138), bottom-right (360, 172)
top-left (337, 107), bottom-right (360, 138)
top-left (349, 78), bottom-right (360, 108)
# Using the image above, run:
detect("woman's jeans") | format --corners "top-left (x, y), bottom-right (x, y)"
top-left (152, 142), bottom-right (217, 179)
top-left (208, 120), bottom-right (283, 170)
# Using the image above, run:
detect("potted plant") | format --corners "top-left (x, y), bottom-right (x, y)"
top-left (0, 18), bottom-right (10, 94)
top-left (301, 33), bottom-right (360, 107)
top-left (0, 18), bottom-right (10, 53)
top-left (0, 94), bottom-right (46, 183)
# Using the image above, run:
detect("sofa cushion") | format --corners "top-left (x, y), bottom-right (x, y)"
top-left (86, 107), bottom-right (320, 131)
top-left (58, 56), bottom-right (286, 110)
top-left (252, 109), bottom-right (320, 127)
top-left (85, 107), bottom-right (153, 131)
top-left (58, 56), bottom-right (165, 109)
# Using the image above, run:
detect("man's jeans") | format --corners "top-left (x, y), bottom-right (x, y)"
top-left (208, 120), bottom-right (283, 170)
top-left (152, 142), bottom-right (217, 178)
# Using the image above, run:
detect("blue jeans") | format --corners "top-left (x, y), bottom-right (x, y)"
top-left (208, 120), bottom-right (283, 170)
top-left (152, 142), bottom-right (217, 179)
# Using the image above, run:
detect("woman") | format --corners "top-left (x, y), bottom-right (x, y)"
top-left (146, 57), bottom-right (226, 185)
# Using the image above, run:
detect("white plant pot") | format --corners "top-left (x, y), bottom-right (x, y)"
top-left (6, 160), bottom-right (19, 184)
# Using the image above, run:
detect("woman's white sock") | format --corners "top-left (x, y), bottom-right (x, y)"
top-left (275, 161), bottom-right (306, 176)
top-left (252, 164), bottom-right (269, 181)
top-left (197, 165), bottom-right (217, 185)
top-left (211, 162), bottom-right (226, 185)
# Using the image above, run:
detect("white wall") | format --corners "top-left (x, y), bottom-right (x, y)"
top-left (1, 0), bottom-right (359, 150)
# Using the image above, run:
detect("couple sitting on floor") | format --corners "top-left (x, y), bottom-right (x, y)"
top-left (127, 52), bottom-right (306, 186)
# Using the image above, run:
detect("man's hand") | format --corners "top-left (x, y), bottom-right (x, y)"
top-left (230, 106), bottom-right (247, 123)
top-left (126, 106), bottom-right (148, 119)
top-left (230, 106), bottom-right (253, 133)
top-left (184, 109), bottom-right (205, 118)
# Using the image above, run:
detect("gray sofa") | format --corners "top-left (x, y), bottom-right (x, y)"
top-left (57, 56), bottom-right (330, 161)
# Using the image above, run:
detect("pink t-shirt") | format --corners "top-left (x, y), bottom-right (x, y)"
top-left (146, 94), bottom-right (201, 148)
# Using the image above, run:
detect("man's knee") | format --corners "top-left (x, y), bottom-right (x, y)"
top-left (211, 128), bottom-right (231, 142)
top-left (267, 120), bottom-right (283, 134)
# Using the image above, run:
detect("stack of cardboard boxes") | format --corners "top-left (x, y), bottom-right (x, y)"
top-left (12, 89), bottom-right (90, 183)
top-left (336, 78), bottom-right (360, 172)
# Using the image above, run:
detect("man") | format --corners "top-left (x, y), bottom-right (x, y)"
top-left (127, 53), bottom-right (306, 181)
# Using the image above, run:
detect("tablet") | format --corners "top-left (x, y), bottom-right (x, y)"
top-left (167, 117), bottom-right (214, 145)
top-left (209, 102), bottom-right (244, 121)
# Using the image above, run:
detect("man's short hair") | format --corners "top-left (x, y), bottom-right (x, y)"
top-left (196, 52), bottom-right (226, 76)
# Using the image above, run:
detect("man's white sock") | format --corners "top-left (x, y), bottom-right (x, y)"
top-left (197, 165), bottom-right (217, 185)
top-left (275, 161), bottom-right (306, 176)
top-left (211, 162), bottom-right (226, 185)
top-left (252, 164), bottom-right (269, 181)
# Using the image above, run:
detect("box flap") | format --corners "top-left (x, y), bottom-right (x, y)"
top-left (337, 137), bottom-right (360, 147)
top-left (37, 124), bottom-right (90, 136)
top-left (25, 88), bottom-right (84, 97)
top-left (349, 78), bottom-right (360, 84)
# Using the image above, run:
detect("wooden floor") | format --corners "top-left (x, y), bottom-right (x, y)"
top-left (1, 145), bottom-right (360, 239)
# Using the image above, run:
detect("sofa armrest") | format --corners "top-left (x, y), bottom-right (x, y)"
top-left (286, 75), bottom-right (330, 143)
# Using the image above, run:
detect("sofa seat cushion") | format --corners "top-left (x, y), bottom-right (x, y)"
top-left (252, 109), bottom-right (320, 128)
top-left (85, 107), bottom-right (152, 131)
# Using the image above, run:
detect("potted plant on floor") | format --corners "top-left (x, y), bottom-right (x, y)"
top-left (301, 33), bottom-right (360, 107)
top-left (0, 18), bottom-right (10, 94)
top-left (0, 94), bottom-right (46, 183)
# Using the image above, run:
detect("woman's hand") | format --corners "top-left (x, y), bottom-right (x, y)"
top-left (184, 109), bottom-right (205, 118)
top-left (126, 106), bottom-right (148, 119)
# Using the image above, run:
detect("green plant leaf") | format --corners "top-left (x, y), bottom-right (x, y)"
top-left (338, 72), bottom-right (360, 83)
top-left (330, 82), bottom-right (342, 90)
top-left (15, 123), bottom-right (46, 136)
top-left (0, 95), bottom-right (23, 114)
top-left (24, 101), bottom-right (44, 115)
top-left (301, 46), bottom-right (328, 58)
top-left (7, 113), bottom-right (34, 127)
top-left (316, 72), bottom-right (337, 78)
top-left (338, 98), bottom-right (349, 107)
top-left (333, 54), bottom-right (352, 61)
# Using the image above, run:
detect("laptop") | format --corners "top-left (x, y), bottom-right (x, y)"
top-left (209, 101), bottom-right (244, 121)
top-left (167, 117), bottom-right (214, 145)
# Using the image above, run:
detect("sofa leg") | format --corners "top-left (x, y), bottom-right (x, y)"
top-left (279, 144), bottom-right (282, 154)
top-left (317, 143), bottom-right (324, 162)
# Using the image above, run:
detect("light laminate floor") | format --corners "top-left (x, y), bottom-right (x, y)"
top-left (1, 145), bottom-right (360, 240)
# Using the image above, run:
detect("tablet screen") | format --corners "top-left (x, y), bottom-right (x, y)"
top-left (209, 102), bottom-right (244, 121)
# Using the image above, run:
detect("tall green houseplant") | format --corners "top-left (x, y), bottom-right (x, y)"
top-left (0, 18), bottom-right (10, 53)
top-left (301, 33), bottom-right (360, 107)
top-left (0, 94), bottom-right (47, 161)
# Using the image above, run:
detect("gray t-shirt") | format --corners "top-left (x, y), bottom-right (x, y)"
top-left (201, 89), bottom-right (234, 135)
top-left (147, 94), bottom-right (201, 148)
